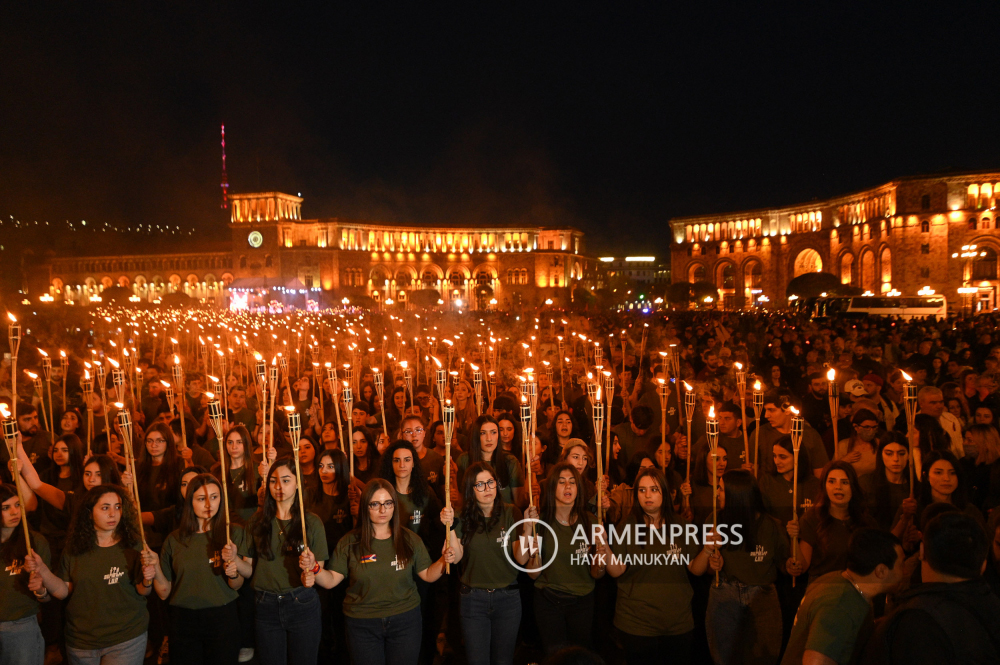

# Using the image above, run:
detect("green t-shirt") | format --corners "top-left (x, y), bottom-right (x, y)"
top-left (719, 514), bottom-right (789, 586)
top-left (533, 513), bottom-right (596, 597)
top-left (309, 491), bottom-right (354, 552)
top-left (759, 473), bottom-right (821, 526)
top-left (58, 544), bottom-right (149, 650)
top-left (799, 509), bottom-right (876, 587)
top-left (420, 448), bottom-right (446, 492)
top-left (159, 525), bottom-right (249, 609)
top-left (328, 529), bottom-right (432, 619)
top-left (780, 571), bottom-right (873, 665)
top-left (457, 453), bottom-right (524, 505)
top-left (611, 520), bottom-right (700, 637)
top-left (248, 512), bottom-right (329, 594)
top-left (396, 490), bottom-right (444, 555)
top-left (453, 503), bottom-right (521, 589)
top-left (0, 532), bottom-right (51, 622)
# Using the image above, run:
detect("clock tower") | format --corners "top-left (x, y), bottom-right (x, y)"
top-left (229, 192), bottom-right (304, 277)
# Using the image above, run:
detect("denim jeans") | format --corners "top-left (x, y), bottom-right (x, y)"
top-left (706, 581), bottom-right (782, 665)
top-left (255, 587), bottom-right (322, 665)
top-left (345, 605), bottom-right (422, 665)
top-left (66, 632), bottom-right (147, 665)
top-left (459, 586), bottom-right (522, 665)
top-left (533, 587), bottom-right (594, 654)
top-left (0, 615), bottom-right (45, 665)
top-left (169, 600), bottom-right (240, 665)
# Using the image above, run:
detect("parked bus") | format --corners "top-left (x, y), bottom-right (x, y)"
top-left (812, 294), bottom-right (948, 321)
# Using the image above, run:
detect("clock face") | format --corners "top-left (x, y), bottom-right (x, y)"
top-left (248, 231), bottom-right (263, 248)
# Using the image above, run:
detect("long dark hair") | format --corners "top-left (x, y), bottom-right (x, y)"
top-left (43, 434), bottom-right (86, 491)
top-left (65, 485), bottom-right (142, 556)
top-left (628, 466), bottom-right (677, 527)
top-left (770, 435), bottom-right (813, 483)
top-left (717, 470), bottom-right (765, 552)
top-left (459, 462), bottom-right (503, 548)
top-left (469, 414), bottom-right (514, 490)
top-left (0, 484), bottom-right (28, 562)
top-left (351, 426), bottom-right (381, 471)
top-left (137, 422), bottom-right (182, 507)
top-left (625, 450), bottom-right (655, 486)
top-left (540, 462), bottom-right (592, 535)
top-left (352, 478), bottom-right (414, 569)
top-left (919, 449), bottom-right (969, 510)
top-left (869, 434), bottom-right (913, 528)
top-left (177, 474), bottom-right (227, 550)
top-left (218, 425), bottom-right (257, 495)
top-left (543, 410), bottom-right (580, 465)
top-left (317, 449), bottom-right (349, 498)
top-left (82, 454), bottom-right (123, 488)
top-left (693, 442), bottom-right (727, 487)
top-left (251, 458), bottom-right (305, 561)
top-left (814, 461), bottom-right (869, 550)
top-left (497, 412), bottom-right (524, 463)
top-left (378, 440), bottom-right (430, 507)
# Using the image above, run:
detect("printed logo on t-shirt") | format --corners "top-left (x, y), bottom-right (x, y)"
top-left (104, 567), bottom-right (125, 585)
top-left (360, 554), bottom-right (377, 564)
top-left (666, 542), bottom-right (682, 558)
top-left (391, 556), bottom-right (406, 572)
top-left (428, 471), bottom-right (439, 485)
top-left (573, 541), bottom-right (589, 557)
top-left (6, 560), bottom-right (24, 576)
top-left (410, 510), bottom-right (422, 526)
top-left (497, 528), bottom-right (507, 545)
top-left (800, 498), bottom-right (813, 513)
top-left (209, 552), bottom-right (223, 569)
top-left (751, 545), bottom-right (768, 563)
top-left (668, 407), bottom-right (677, 417)
top-left (332, 509), bottom-right (347, 524)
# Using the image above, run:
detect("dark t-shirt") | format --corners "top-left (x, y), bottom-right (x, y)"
top-left (781, 571), bottom-right (873, 665)
top-left (799, 508), bottom-right (877, 587)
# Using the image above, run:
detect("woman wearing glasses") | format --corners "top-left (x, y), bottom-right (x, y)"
top-left (244, 458), bottom-right (329, 665)
top-left (458, 415), bottom-right (526, 508)
top-left (400, 415), bottom-right (448, 505)
top-left (309, 478), bottom-right (455, 665)
top-left (439, 462), bottom-right (532, 665)
top-left (836, 409), bottom-right (880, 478)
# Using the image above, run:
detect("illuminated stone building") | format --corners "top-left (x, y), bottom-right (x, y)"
top-left (43, 192), bottom-right (594, 310)
top-left (669, 171), bottom-right (1000, 311)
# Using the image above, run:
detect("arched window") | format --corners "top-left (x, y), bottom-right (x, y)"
top-left (982, 217), bottom-right (992, 231)
top-left (395, 271), bottom-right (412, 288)
top-left (719, 264), bottom-right (736, 290)
top-left (265, 254), bottom-right (273, 268)
top-left (973, 248), bottom-right (998, 280)
top-left (969, 218), bottom-right (978, 231)
top-left (422, 270), bottom-right (438, 287)
top-left (920, 220), bottom-right (929, 233)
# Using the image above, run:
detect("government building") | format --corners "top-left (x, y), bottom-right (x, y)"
top-left (669, 171), bottom-right (1000, 311)
top-left (42, 192), bottom-right (594, 310)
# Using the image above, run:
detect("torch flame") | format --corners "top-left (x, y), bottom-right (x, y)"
top-left (683, 381), bottom-right (693, 391)
top-left (7, 313), bottom-right (16, 323)
top-left (60, 350), bottom-right (66, 358)
top-left (204, 392), bottom-right (214, 400)
top-left (114, 402), bottom-right (124, 409)
top-left (160, 380), bottom-right (170, 388)
top-left (25, 371), bottom-right (37, 379)
top-left (107, 358), bottom-right (119, 369)
top-left (38, 349), bottom-right (48, 358)
top-left (753, 380), bottom-right (762, 391)
top-left (735, 362), bottom-right (742, 370)
top-left (790, 406), bottom-right (800, 415)
top-left (0, 404), bottom-right (9, 419)
top-left (826, 368), bottom-right (836, 381)
top-left (901, 371), bottom-right (912, 382)
top-left (708, 406), bottom-right (716, 419)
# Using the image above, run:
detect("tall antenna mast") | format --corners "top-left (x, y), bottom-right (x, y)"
top-left (220, 124), bottom-right (229, 209)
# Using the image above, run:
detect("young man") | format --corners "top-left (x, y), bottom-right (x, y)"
top-left (611, 405), bottom-right (658, 469)
top-left (227, 385), bottom-right (256, 432)
top-left (756, 393), bottom-right (828, 478)
top-left (862, 512), bottom-right (1000, 664)
top-left (781, 529), bottom-right (904, 665)
top-left (691, 401), bottom-right (750, 469)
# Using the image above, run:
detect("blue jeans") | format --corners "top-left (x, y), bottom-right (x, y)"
top-left (255, 587), bottom-right (322, 665)
top-left (0, 615), bottom-right (44, 665)
top-left (459, 586), bottom-right (522, 665)
top-left (706, 581), bottom-right (781, 665)
top-left (345, 605), bottom-right (422, 665)
top-left (533, 587), bottom-right (594, 654)
top-left (66, 632), bottom-right (147, 665)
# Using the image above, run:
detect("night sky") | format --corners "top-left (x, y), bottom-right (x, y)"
top-left (2, 2), bottom-right (999, 256)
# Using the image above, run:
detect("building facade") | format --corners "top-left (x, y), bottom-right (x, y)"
top-left (43, 192), bottom-right (595, 309)
top-left (669, 171), bottom-right (1000, 311)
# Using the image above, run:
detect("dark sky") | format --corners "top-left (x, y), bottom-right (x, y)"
top-left (2, 2), bottom-right (999, 256)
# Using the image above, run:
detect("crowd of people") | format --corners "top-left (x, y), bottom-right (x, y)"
top-left (3, 306), bottom-right (1000, 665)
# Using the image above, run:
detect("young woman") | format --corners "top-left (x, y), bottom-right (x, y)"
top-left (452, 380), bottom-right (479, 448)
top-left (705, 470), bottom-right (788, 665)
top-left (594, 467), bottom-right (721, 665)
top-left (458, 415), bottom-right (525, 508)
top-left (400, 415), bottom-right (446, 501)
top-left (859, 435), bottom-right (915, 532)
top-left (606, 451), bottom-right (656, 527)
top-left (26, 485), bottom-right (153, 665)
top-left (211, 425), bottom-right (260, 521)
top-left (528, 462), bottom-right (597, 655)
top-left (916, 450), bottom-right (984, 527)
top-left (758, 435), bottom-right (819, 527)
top-left (296, 436), bottom-right (321, 500)
top-left (136, 423), bottom-right (183, 516)
top-left (313, 479), bottom-right (454, 665)
top-left (497, 412), bottom-right (523, 464)
top-left (681, 443), bottom-right (728, 527)
top-left (27, 434), bottom-right (84, 557)
top-left (541, 411), bottom-right (579, 469)
top-left (351, 426), bottom-right (381, 485)
top-left (786, 461), bottom-right (876, 587)
top-left (0, 484), bottom-right (51, 665)
top-left (557, 441), bottom-right (609, 515)
top-left (245, 458), bottom-right (329, 665)
top-left (385, 387), bottom-right (407, 435)
top-left (441, 461), bottom-right (532, 665)
top-left (837, 409), bottom-right (879, 478)
top-left (144, 474), bottom-right (247, 663)
top-left (60, 408), bottom-right (85, 439)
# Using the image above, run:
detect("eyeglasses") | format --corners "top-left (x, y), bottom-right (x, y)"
top-left (368, 500), bottom-right (395, 511)
top-left (856, 425), bottom-right (877, 431)
top-left (473, 479), bottom-right (497, 491)
top-left (145, 438), bottom-right (167, 445)
top-left (402, 428), bottom-right (424, 436)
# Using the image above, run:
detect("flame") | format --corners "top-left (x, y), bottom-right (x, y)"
top-left (324, 361), bottom-right (331, 368)
top-left (682, 381), bottom-right (693, 391)
top-left (207, 375), bottom-right (219, 383)
top-left (826, 368), bottom-right (836, 381)
top-left (107, 358), bottom-right (119, 369)
top-left (371, 367), bottom-right (379, 373)
top-left (708, 406), bottom-right (715, 419)
top-left (25, 370), bottom-right (37, 379)
top-left (734, 362), bottom-right (742, 370)
top-left (205, 392), bottom-right (215, 400)
top-left (901, 371), bottom-right (912, 382)
top-left (84, 369), bottom-right (90, 380)
top-left (753, 380), bottom-right (762, 391)
top-left (160, 380), bottom-right (170, 388)
top-left (59, 350), bottom-right (66, 358)
top-left (7, 313), bottom-right (16, 323)
top-left (596, 387), bottom-right (602, 401)
top-left (114, 402), bottom-right (124, 409)
top-left (254, 352), bottom-right (263, 362)
top-left (284, 406), bottom-right (296, 413)
top-left (0, 404), bottom-right (9, 419)
top-left (38, 349), bottom-right (48, 358)
top-left (174, 354), bottom-right (180, 365)
top-left (790, 406), bottom-right (800, 415)
top-left (657, 378), bottom-right (665, 385)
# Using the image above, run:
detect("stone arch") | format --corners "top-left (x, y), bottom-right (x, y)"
top-left (394, 266), bottom-right (417, 288)
top-left (839, 251), bottom-right (854, 285)
top-left (51, 277), bottom-right (64, 291)
top-left (117, 276), bottom-right (130, 287)
top-left (134, 275), bottom-right (147, 287)
top-left (687, 261), bottom-right (707, 283)
top-left (420, 265), bottom-right (444, 287)
top-left (715, 260), bottom-right (737, 290)
top-left (220, 272), bottom-right (234, 286)
top-left (100, 276), bottom-right (113, 288)
top-left (792, 248), bottom-right (823, 277)
top-left (860, 248), bottom-right (876, 292)
top-left (370, 265), bottom-right (392, 286)
top-left (186, 274), bottom-right (199, 286)
top-left (447, 265), bottom-right (471, 288)
top-left (879, 246), bottom-right (892, 289)
top-left (169, 274), bottom-right (182, 288)
top-left (742, 258), bottom-right (763, 292)
top-left (473, 264), bottom-right (498, 287)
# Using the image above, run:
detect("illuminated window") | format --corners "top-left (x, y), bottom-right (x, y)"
top-left (920, 220), bottom-right (929, 233)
